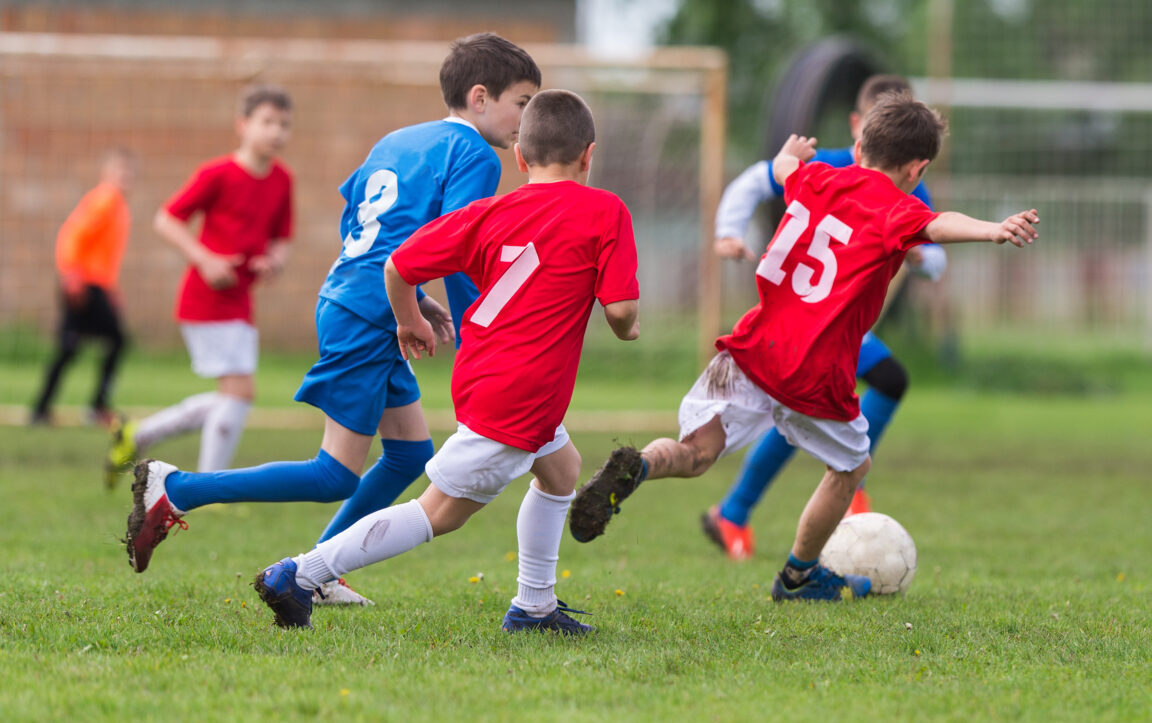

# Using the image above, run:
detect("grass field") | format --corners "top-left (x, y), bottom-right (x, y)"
top-left (1, 348), bottom-right (1150, 721)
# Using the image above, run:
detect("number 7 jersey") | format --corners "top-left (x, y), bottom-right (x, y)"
top-left (390, 180), bottom-right (639, 452)
top-left (717, 161), bottom-right (939, 422)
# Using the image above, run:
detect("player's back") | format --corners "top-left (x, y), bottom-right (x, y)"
top-left (320, 119), bottom-right (500, 329)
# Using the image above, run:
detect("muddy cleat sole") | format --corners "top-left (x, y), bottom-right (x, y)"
top-left (254, 558), bottom-right (314, 629)
top-left (502, 600), bottom-right (593, 635)
top-left (701, 506), bottom-right (754, 560)
top-left (124, 459), bottom-right (186, 573)
top-left (313, 578), bottom-right (374, 606)
top-left (569, 446), bottom-right (645, 543)
top-left (770, 564), bottom-right (871, 602)
top-left (105, 417), bottom-right (138, 490)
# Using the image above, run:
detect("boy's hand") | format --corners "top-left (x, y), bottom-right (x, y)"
top-left (61, 273), bottom-right (88, 309)
top-left (196, 251), bottom-right (244, 290)
top-left (779, 134), bottom-right (818, 162)
top-left (397, 319), bottom-right (437, 361)
top-left (714, 236), bottom-right (756, 262)
top-left (993, 209), bottom-right (1039, 247)
top-left (248, 253), bottom-right (283, 278)
top-left (418, 295), bottom-right (456, 346)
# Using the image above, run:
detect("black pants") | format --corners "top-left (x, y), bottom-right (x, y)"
top-left (32, 284), bottom-right (128, 416)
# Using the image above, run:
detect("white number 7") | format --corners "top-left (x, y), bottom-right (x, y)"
top-left (470, 243), bottom-right (540, 327)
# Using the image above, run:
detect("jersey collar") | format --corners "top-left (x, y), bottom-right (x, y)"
top-left (443, 116), bottom-right (479, 133)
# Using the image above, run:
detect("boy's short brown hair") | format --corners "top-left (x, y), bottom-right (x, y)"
top-left (239, 84), bottom-right (293, 118)
top-left (439, 33), bottom-right (541, 110)
top-left (856, 74), bottom-right (913, 113)
top-left (517, 89), bottom-right (595, 167)
top-left (859, 92), bottom-right (947, 170)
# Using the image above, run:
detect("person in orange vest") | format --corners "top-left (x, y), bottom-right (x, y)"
top-left (31, 148), bottom-right (135, 427)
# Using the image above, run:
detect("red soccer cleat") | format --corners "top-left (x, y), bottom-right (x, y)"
top-left (845, 487), bottom-right (872, 517)
top-left (124, 459), bottom-right (187, 573)
top-left (701, 506), bottom-right (755, 560)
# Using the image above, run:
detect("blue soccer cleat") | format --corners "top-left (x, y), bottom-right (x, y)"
top-left (770, 564), bottom-right (871, 602)
top-left (501, 600), bottom-right (594, 635)
top-left (253, 558), bottom-right (314, 629)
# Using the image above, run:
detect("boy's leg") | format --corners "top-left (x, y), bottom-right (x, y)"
top-left (31, 323), bottom-right (81, 423)
top-left (132, 392), bottom-right (219, 450)
top-left (87, 286), bottom-right (126, 422)
top-left (196, 373), bottom-right (253, 472)
top-left (316, 400), bottom-right (434, 544)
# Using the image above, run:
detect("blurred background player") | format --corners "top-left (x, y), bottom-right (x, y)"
top-left (30, 147), bottom-right (135, 429)
top-left (569, 94), bottom-right (1038, 602)
top-left (106, 84), bottom-right (294, 482)
top-left (122, 35), bottom-right (541, 607)
top-left (702, 74), bottom-right (949, 559)
top-left (251, 89), bottom-right (640, 632)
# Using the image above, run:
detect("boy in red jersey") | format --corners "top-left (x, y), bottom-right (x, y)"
top-left (569, 92), bottom-right (1039, 602)
top-left (106, 85), bottom-right (293, 481)
top-left (31, 148), bottom-right (135, 428)
top-left (253, 89), bottom-right (639, 632)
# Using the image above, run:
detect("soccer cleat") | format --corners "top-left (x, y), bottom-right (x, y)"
top-left (88, 407), bottom-right (117, 429)
top-left (569, 446), bottom-right (645, 542)
top-left (253, 558), bottom-right (314, 629)
top-left (501, 600), bottom-right (594, 635)
top-left (846, 487), bottom-right (873, 517)
top-left (312, 578), bottom-right (375, 606)
top-left (104, 416), bottom-right (138, 489)
top-left (770, 564), bottom-right (871, 602)
top-left (701, 506), bottom-right (755, 560)
top-left (124, 459), bottom-right (186, 573)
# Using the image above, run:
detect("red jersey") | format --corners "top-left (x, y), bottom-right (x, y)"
top-left (718, 162), bottom-right (939, 421)
top-left (165, 156), bottom-right (293, 322)
top-left (56, 182), bottom-right (130, 291)
top-left (392, 181), bottom-right (639, 451)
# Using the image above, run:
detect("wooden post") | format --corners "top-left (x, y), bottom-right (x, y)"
top-left (698, 53), bottom-right (728, 367)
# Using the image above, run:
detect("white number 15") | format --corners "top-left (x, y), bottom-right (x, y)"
top-left (755, 200), bottom-right (853, 304)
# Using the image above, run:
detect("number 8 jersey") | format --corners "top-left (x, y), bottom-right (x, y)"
top-left (717, 161), bottom-right (939, 422)
top-left (319, 118), bottom-right (502, 331)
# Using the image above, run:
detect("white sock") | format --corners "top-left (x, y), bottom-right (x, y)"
top-left (511, 483), bottom-right (574, 617)
top-left (300, 499), bottom-right (433, 586)
top-left (134, 392), bottom-right (218, 450)
top-left (197, 394), bottom-right (251, 472)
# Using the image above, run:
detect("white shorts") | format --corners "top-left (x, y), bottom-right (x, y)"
top-left (180, 321), bottom-right (259, 378)
top-left (425, 423), bottom-right (570, 504)
top-left (678, 351), bottom-right (870, 472)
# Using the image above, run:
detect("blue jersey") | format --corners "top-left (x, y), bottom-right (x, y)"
top-left (319, 118), bottom-right (501, 330)
top-left (768, 147), bottom-right (933, 208)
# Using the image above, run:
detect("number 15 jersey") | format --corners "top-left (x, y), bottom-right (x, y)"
top-left (717, 161), bottom-right (939, 422)
top-left (391, 181), bottom-right (639, 452)
top-left (320, 118), bottom-right (501, 330)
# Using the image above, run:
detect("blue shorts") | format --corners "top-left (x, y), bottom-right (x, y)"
top-left (294, 299), bottom-right (420, 436)
top-left (856, 331), bottom-right (891, 377)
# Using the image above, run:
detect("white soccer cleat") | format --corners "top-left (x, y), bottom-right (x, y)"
top-left (312, 578), bottom-right (375, 606)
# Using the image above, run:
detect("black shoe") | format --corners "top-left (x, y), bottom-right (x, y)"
top-left (569, 446), bottom-right (644, 542)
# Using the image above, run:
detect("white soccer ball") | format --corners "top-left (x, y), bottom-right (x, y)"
top-left (820, 512), bottom-right (917, 594)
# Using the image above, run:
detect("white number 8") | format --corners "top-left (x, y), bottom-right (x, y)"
top-left (343, 169), bottom-right (398, 258)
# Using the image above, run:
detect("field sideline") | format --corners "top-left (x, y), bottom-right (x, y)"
top-left (1, 351), bottom-right (1150, 720)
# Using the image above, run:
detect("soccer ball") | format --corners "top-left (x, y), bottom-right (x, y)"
top-left (820, 512), bottom-right (917, 594)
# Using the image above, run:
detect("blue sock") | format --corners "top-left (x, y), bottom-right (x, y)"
top-left (858, 389), bottom-right (900, 490)
top-left (165, 449), bottom-right (360, 512)
top-left (717, 428), bottom-right (797, 526)
top-left (315, 438), bottom-right (434, 544)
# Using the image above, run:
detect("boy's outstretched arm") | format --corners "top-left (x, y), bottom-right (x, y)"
top-left (154, 209), bottom-right (242, 290)
top-left (384, 258), bottom-right (437, 360)
top-left (771, 134), bottom-right (818, 188)
top-left (603, 299), bottom-right (639, 341)
top-left (923, 209), bottom-right (1039, 247)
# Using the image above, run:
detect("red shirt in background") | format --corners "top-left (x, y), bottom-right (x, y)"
top-left (392, 181), bottom-right (639, 451)
top-left (718, 161), bottom-right (939, 421)
top-left (164, 156), bottom-right (293, 323)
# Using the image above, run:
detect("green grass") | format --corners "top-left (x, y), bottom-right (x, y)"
top-left (2, 344), bottom-right (1151, 720)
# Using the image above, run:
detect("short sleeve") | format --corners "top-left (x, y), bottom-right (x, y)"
top-left (442, 149), bottom-right (501, 215)
top-left (883, 195), bottom-right (941, 254)
top-left (165, 164), bottom-right (220, 221)
top-left (782, 160), bottom-right (814, 205)
top-left (391, 202), bottom-right (484, 286)
top-left (594, 199), bottom-right (640, 305)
